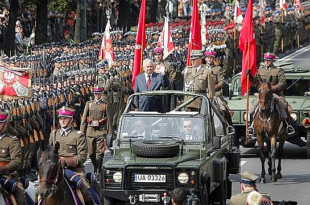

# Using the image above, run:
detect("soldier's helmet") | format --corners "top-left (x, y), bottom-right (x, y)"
top-left (240, 171), bottom-right (259, 185)
top-left (58, 106), bottom-right (75, 118)
top-left (0, 111), bottom-right (8, 122)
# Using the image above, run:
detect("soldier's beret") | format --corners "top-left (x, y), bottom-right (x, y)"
top-left (240, 171), bottom-right (258, 185)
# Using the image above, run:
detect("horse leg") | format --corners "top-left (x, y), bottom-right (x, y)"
top-left (277, 133), bottom-right (285, 179)
top-left (270, 136), bottom-right (277, 182)
top-left (257, 134), bottom-right (266, 183)
top-left (266, 140), bottom-right (272, 176)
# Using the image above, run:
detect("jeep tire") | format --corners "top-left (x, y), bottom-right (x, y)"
top-left (132, 141), bottom-right (179, 158)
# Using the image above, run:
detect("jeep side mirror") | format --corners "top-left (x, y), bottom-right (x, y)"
top-left (213, 136), bottom-right (221, 149)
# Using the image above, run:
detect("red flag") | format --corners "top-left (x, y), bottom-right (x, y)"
top-left (132, 0), bottom-right (146, 89)
top-left (239, 0), bottom-right (257, 96)
top-left (99, 19), bottom-right (115, 68)
top-left (157, 17), bottom-right (174, 60)
top-left (186, 0), bottom-right (202, 66)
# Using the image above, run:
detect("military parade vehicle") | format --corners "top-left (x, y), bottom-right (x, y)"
top-left (228, 61), bottom-right (310, 158)
top-left (101, 91), bottom-right (240, 205)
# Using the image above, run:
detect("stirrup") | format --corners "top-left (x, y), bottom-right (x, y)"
top-left (228, 125), bottom-right (235, 135)
top-left (247, 126), bottom-right (254, 137)
top-left (286, 125), bottom-right (295, 136)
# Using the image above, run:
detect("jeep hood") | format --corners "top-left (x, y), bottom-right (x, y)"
top-left (114, 150), bottom-right (200, 167)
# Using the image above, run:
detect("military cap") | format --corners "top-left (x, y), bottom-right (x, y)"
top-left (204, 50), bottom-right (216, 57)
top-left (240, 171), bottom-right (258, 185)
top-left (58, 106), bottom-right (75, 118)
top-left (263, 52), bottom-right (276, 60)
top-left (93, 86), bottom-right (104, 94)
top-left (0, 111), bottom-right (9, 122)
top-left (153, 47), bottom-right (164, 53)
top-left (190, 50), bottom-right (204, 59)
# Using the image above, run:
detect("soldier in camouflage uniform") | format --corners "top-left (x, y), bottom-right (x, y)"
top-left (247, 53), bottom-right (295, 136)
top-left (80, 86), bottom-right (107, 174)
top-left (0, 111), bottom-right (27, 205)
top-left (49, 106), bottom-right (92, 204)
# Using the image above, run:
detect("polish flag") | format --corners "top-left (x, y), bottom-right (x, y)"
top-left (157, 16), bottom-right (175, 60)
top-left (234, 0), bottom-right (243, 24)
top-left (98, 19), bottom-right (115, 68)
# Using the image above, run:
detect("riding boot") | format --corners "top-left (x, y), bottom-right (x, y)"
top-left (247, 115), bottom-right (255, 137)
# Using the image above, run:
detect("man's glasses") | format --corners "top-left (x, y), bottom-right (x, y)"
top-left (183, 125), bottom-right (192, 128)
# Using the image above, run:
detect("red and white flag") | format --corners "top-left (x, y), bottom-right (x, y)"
top-left (234, 0), bottom-right (243, 24)
top-left (259, 0), bottom-right (266, 25)
top-left (186, 0), bottom-right (202, 66)
top-left (98, 19), bottom-right (115, 68)
top-left (239, 0), bottom-right (257, 96)
top-left (132, 0), bottom-right (146, 89)
top-left (280, 0), bottom-right (287, 12)
top-left (157, 17), bottom-right (174, 60)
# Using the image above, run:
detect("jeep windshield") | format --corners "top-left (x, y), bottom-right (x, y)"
top-left (119, 116), bottom-right (204, 142)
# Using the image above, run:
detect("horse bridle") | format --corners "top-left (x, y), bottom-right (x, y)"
top-left (258, 92), bottom-right (275, 122)
top-left (39, 159), bottom-right (64, 198)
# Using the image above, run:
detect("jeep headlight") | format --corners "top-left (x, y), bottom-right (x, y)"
top-left (290, 113), bottom-right (298, 121)
top-left (113, 172), bottom-right (122, 183)
top-left (178, 172), bottom-right (189, 184)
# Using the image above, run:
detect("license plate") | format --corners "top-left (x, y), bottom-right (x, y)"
top-left (134, 174), bottom-right (166, 183)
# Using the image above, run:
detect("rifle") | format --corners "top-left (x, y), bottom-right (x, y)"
top-left (26, 99), bottom-right (39, 142)
top-left (21, 101), bottom-right (35, 144)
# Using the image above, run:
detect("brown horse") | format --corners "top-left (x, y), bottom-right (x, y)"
top-left (253, 82), bottom-right (286, 183)
top-left (38, 143), bottom-right (76, 205)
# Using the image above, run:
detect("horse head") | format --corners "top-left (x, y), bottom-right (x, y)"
top-left (258, 81), bottom-right (273, 112)
top-left (38, 142), bottom-right (62, 199)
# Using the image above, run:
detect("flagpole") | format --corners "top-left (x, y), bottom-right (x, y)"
top-left (140, 40), bottom-right (144, 73)
top-left (281, 10), bottom-right (284, 52)
top-left (233, 27), bottom-right (236, 75)
top-left (245, 42), bottom-right (250, 144)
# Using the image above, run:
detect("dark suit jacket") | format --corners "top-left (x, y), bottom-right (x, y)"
top-left (134, 72), bottom-right (169, 111)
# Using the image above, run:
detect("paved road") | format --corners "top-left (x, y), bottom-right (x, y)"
top-left (228, 46), bottom-right (310, 204)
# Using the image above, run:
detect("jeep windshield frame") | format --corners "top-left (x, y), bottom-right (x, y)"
top-left (118, 114), bottom-right (206, 143)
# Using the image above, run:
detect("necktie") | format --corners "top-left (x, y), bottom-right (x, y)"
top-left (147, 75), bottom-right (151, 90)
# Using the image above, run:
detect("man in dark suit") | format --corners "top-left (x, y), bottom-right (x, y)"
top-left (134, 58), bottom-right (169, 111)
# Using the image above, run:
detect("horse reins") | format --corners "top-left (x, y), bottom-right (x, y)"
top-left (39, 159), bottom-right (65, 198)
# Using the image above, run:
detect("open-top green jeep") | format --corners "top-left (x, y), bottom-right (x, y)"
top-left (101, 91), bottom-right (240, 205)
top-left (227, 61), bottom-right (310, 157)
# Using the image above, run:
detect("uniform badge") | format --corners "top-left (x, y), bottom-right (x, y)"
top-left (2, 150), bottom-right (5, 153)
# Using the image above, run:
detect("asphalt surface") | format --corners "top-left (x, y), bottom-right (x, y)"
top-left (228, 45), bottom-right (310, 205)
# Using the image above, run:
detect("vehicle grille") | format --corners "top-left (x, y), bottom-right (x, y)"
top-left (126, 166), bottom-right (174, 190)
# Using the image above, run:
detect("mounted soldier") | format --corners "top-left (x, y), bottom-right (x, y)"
top-left (0, 111), bottom-right (27, 204)
top-left (49, 106), bottom-right (92, 204)
top-left (247, 53), bottom-right (295, 137)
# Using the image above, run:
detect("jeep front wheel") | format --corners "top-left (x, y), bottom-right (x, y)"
top-left (132, 141), bottom-right (179, 158)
